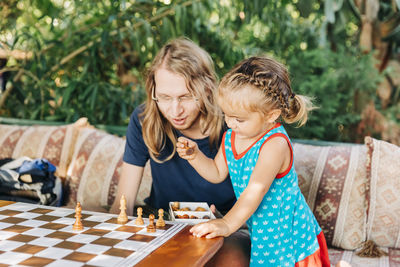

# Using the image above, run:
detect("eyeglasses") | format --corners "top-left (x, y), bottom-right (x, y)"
top-left (152, 86), bottom-right (198, 106)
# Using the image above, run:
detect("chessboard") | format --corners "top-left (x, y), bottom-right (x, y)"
top-left (0, 202), bottom-right (187, 266)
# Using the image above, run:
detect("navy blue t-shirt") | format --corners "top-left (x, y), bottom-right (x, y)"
top-left (123, 105), bottom-right (236, 212)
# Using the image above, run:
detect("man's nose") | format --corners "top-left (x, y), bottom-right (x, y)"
top-left (171, 99), bottom-right (184, 115)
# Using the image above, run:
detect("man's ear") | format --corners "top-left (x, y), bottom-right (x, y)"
top-left (267, 109), bottom-right (281, 123)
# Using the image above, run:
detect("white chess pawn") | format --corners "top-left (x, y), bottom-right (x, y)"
top-left (117, 195), bottom-right (128, 224)
top-left (72, 202), bottom-right (83, 231)
top-left (156, 208), bottom-right (165, 228)
top-left (147, 214), bottom-right (156, 233)
top-left (135, 207), bottom-right (144, 225)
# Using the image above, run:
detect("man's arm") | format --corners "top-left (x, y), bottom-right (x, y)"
top-left (109, 162), bottom-right (144, 216)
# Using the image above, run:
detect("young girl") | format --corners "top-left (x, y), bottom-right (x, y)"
top-left (177, 56), bottom-right (331, 266)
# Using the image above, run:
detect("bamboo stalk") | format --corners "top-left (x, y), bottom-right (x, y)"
top-left (0, 49), bottom-right (33, 60)
top-left (0, 67), bottom-right (20, 74)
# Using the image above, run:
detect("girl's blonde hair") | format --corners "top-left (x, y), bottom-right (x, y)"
top-left (141, 37), bottom-right (223, 162)
top-left (218, 56), bottom-right (315, 126)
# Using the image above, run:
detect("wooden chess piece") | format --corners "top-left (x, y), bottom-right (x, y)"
top-left (117, 195), bottom-right (128, 224)
top-left (147, 214), bottom-right (156, 233)
top-left (135, 207), bottom-right (144, 225)
top-left (72, 202), bottom-right (83, 231)
top-left (156, 208), bottom-right (165, 228)
top-left (183, 142), bottom-right (194, 155)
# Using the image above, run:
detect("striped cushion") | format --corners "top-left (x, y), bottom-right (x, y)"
top-left (329, 247), bottom-right (400, 266)
top-left (365, 137), bottom-right (400, 248)
top-left (293, 143), bottom-right (368, 250)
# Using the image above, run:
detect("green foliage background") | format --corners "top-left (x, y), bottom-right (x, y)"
top-left (1, 0), bottom-right (398, 142)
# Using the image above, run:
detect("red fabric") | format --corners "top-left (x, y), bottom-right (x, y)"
top-left (231, 122), bottom-right (281, 159)
top-left (295, 231), bottom-right (330, 267)
top-left (318, 231), bottom-right (331, 267)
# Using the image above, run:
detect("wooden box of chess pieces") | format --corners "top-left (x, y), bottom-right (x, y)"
top-left (169, 201), bottom-right (216, 224)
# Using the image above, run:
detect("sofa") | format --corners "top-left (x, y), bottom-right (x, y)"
top-left (0, 117), bottom-right (399, 266)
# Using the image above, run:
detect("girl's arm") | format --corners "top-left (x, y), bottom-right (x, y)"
top-left (191, 136), bottom-right (290, 238)
top-left (177, 137), bottom-right (228, 183)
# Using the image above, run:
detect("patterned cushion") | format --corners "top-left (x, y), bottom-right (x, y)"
top-left (138, 161), bottom-right (153, 206)
top-left (0, 118), bottom-right (87, 178)
top-left (329, 247), bottom-right (400, 266)
top-left (293, 143), bottom-right (368, 250)
top-left (365, 137), bottom-right (400, 248)
top-left (65, 128), bottom-right (152, 211)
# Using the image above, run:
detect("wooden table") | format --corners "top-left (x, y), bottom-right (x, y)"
top-left (0, 200), bottom-right (223, 267)
top-left (136, 225), bottom-right (223, 267)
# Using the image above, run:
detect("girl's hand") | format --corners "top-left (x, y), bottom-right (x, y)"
top-left (189, 218), bottom-right (231, 238)
top-left (176, 137), bottom-right (198, 160)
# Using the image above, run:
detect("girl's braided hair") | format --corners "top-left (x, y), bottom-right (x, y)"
top-left (218, 56), bottom-right (315, 126)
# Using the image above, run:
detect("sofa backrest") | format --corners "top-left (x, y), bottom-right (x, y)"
top-left (294, 138), bottom-right (400, 250)
top-left (0, 119), bottom-right (87, 178)
top-left (63, 127), bottom-right (153, 212)
top-left (293, 142), bottom-right (368, 250)
top-left (1, 119), bottom-right (399, 251)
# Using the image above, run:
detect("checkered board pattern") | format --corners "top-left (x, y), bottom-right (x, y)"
top-left (0, 202), bottom-right (187, 266)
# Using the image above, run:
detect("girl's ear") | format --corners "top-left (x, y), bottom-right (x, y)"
top-left (267, 109), bottom-right (281, 123)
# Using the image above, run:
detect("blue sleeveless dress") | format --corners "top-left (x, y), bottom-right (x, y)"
top-left (223, 124), bottom-right (330, 266)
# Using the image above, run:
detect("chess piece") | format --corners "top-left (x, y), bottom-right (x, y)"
top-left (156, 208), bottom-right (165, 228)
top-left (135, 207), bottom-right (144, 225)
top-left (147, 214), bottom-right (156, 233)
top-left (183, 143), bottom-right (194, 156)
top-left (72, 202), bottom-right (83, 231)
top-left (117, 195), bottom-right (128, 224)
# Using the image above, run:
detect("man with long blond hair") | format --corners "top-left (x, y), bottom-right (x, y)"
top-left (110, 37), bottom-right (250, 266)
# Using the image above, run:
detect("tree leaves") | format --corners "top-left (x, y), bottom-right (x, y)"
top-left (0, 0), bottom-right (395, 142)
